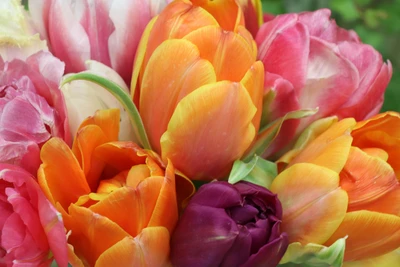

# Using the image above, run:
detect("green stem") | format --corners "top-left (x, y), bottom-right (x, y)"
top-left (61, 73), bottom-right (152, 150)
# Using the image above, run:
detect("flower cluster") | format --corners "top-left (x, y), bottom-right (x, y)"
top-left (0, 0), bottom-right (399, 266)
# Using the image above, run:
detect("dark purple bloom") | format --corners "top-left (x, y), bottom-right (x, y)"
top-left (171, 181), bottom-right (288, 267)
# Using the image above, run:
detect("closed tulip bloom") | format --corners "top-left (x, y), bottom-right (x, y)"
top-left (0, 164), bottom-right (68, 266)
top-left (0, 52), bottom-right (70, 175)
top-left (132, 0), bottom-right (264, 181)
top-left (171, 181), bottom-right (288, 267)
top-left (28, 0), bottom-right (169, 84)
top-left (271, 112), bottom-right (400, 262)
top-left (38, 109), bottom-right (180, 266)
top-left (256, 9), bottom-right (392, 157)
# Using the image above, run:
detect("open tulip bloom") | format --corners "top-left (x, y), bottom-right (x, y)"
top-left (0, 0), bottom-right (399, 266)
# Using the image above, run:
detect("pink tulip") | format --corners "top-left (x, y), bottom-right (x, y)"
top-left (0, 52), bottom-right (69, 175)
top-left (0, 164), bottom-right (68, 266)
top-left (29, 0), bottom-right (170, 84)
top-left (256, 9), bottom-right (392, 157)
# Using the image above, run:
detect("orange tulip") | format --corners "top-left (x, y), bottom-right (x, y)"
top-left (270, 112), bottom-right (400, 262)
top-left (38, 109), bottom-right (182, 266)
top-left (131, 0), bottom-right (264, 181)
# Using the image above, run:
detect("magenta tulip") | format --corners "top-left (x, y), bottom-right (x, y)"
top-left (0, 164), bottom-right (68, 266)
top-left (0, 52), bottom-right (69, 174)
top-left (256, 9), bottom-right (392, 157)
top-left (29, 0), bottom-right (169, 84)
top-left (171, 181), bottom-right (288, 267)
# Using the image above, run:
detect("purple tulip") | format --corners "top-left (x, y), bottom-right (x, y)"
top-left (171, 181), bottom-right (288, 267)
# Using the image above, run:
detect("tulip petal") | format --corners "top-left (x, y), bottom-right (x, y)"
top-left (325, 210), bottom-right (400, 261)
top-left (287, 118), bottom-right (356, 173)
top-left (340, 146), bottom-right (400, 214)
top-left (48, 0), bottom-right (90, 73)
top-left (240, 61), bottom-right (264, 133)
top-left (298, 37), bottom-right (359, 126)
top-left (143, 0), bottom-right (218, 69)
top-left (38, 138), bottom-right (90, 210)
top-left (139, 39), bottom-right (217, 152)
top-left (271, 163), bottom-right (348, 244)
top-left (161, 81), bottom-right (256, 180)
top-left (64, 204), bottom-right (130, 267)
top-left (96, 227), bottom-right (170, 267)
top-left (108, 0), bottom-right (151, 83)
top-left (256, 14), bottom-right (309, 92)
top-left (77, 109), bottom-right (120, 142)
top-left (343, 249), bottom-right (400, 267)
top-left (352, 112), bottom-right (400, 178)
top-left (184, 25), bottom-right (255, 82)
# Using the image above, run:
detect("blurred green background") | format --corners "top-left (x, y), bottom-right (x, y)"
top-left (261, 0), bottom-right (400, 112)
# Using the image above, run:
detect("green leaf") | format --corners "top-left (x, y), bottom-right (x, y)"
top-left (278, 237), bottom-right (347, 267)
top-left (228, 155), bottom-right (277, 189)
top-left (242, 108), bottom-right (318, 161)
top-left (61, 73), bottom-right (151, 150)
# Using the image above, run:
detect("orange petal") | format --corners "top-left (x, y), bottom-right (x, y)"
top-left (72, 125), bottom-right (107, 191)
top-left (64, 204), bottom-right (130, 266)
top-left (161, 81), bottom-right (256, 180)
top-left (94, 142), bottom-right (147, 175)
top-left (96, 227), bottom-right (170, 267)
top-left (97, 171), bottom-right (129, 194)
top-left (287, 118), bottom-right (356, 173)
top-left (144, 0), bottom-right (218, 70)
top-left (361, 147), bottom-right (389, 161)
top-left (77, 109), bottom-right (120, 142)
top-left (184, 25), bottom-right (255, 82)
top-left (352, 112), bottom-right (400, 178)
top-left (38, 138), bottom-right (90, 211)
top-left (139, 39), bottom-right (216, 152)
top-left (325, 210), bottom-right (400, 261)
top-left (67, 244), bottom-right (85, 267)
top-left (191, 0), bottom-right (244, 31)
top-left (240, 60), bottom-right (264, 133)
top-left (125, 164), bottom-right (151, 189)
top-left (270, 163), bottom-right (348, 244)
top-left (340, 146), bottom-right (400, 213)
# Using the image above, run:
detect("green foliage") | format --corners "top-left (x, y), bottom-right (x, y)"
top-left (261, 0), bottom-right (400, 112)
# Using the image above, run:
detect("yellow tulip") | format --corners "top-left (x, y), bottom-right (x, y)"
top-left (131, 0), bottom-right (263, 181)
top-left (271, 112), bottom-right (400, 262)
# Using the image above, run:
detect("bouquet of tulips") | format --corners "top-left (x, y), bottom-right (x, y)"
top-left (1, 0), bottom-right (399, 266)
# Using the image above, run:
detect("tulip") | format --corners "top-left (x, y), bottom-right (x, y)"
top-left (38, 108), bottom-right (188, 266)
top-left (256, 9), bottom-right (392, 157)
top-left (28, 0), bottom-right (169, 84)
top-left (132, 0), bottom-right (264, 181)
top-left (61, 60), bottom-right (135, 142)
top-left (237, 0), bottom-right (263, 37)
top-left (0, 52), bottom-right (70, 175)
top-left (0, 0), bottom-right (48, 61)
top-left (0, 164), bottom-right (68, 266)
top-left (270, 112), bottom-right (400, 262)
top-left (171, 181), bottom-right (288, 266)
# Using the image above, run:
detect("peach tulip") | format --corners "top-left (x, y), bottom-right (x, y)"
top-left (270, 112), bottom-right (400, 262)
top-left (132, 0), bottom-right (264, 181)
top-left (38, 109), bottom-right (184, 266)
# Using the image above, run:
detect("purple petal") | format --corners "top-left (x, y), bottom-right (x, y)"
top-left (220, 225), bottom-right (252, 267)
top-left (191, 181), bottom-right (242, 208)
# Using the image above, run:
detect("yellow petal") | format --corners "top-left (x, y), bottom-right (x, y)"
top-left (161, 81), bottom-right (256, 180)
top-left (139, 39), bottom-right (216, 152)
top-left (38, 138), bottom-right (90, 211)
top-left (343, 249), bottom-right (400, 267)
top-left (287, 118), bottom-right (356, 173)
top-left (95, 227), bottom-right (170, 267)
top-left (271, 163), bottom-right (348, 244)
top-left (240, 60), bottom-right (264, 133)
top-left (325, 210), bottom-right (400, 261)
top-left (184, 25), bottom-right (255, 82)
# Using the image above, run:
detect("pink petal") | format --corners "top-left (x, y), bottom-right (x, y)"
top-left (256, 14), bottom-right (309, 92)
top-left (108, 0), bottom-right (151, 84)
top-left (28, 0), bottom-right (52, 42)
top-left (48, 0), bottom-right (90, 73)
